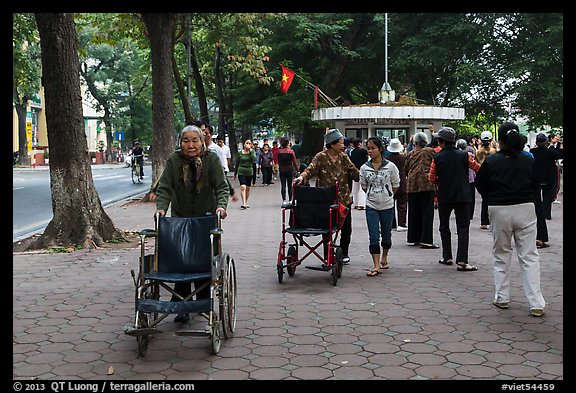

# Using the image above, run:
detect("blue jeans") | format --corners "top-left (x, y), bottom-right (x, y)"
top-left (365, 207), bottom-right (394, 254)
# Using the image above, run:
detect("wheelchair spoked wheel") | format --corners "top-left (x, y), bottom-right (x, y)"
top-left (219, 254), bottom-right (237, 339)
top-left (286, 245), bottom-right (297, 277)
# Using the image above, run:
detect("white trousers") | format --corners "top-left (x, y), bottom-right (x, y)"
top-left (352, 180), bottom-right (366, 208)
top-left (488, 203), bottom-right (545, 310)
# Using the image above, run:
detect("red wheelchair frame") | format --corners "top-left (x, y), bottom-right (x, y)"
top-left (276, 182), bottom-right (348, 286)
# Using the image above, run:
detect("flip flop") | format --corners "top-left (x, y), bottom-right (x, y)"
top-left (456, 263), bottom-right (477, 271)
top-left (380, 263), bottom-right (389, 270)
top-left (366, 269), bottom-right (381, 277)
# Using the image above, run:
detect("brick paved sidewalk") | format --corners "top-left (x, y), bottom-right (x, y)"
top-left (13, 180), bottom-right (563, 381)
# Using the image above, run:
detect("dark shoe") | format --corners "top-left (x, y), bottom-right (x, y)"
top-left (536, 240), bottom-right (550, 248)
top-left (456, 262), bottom-right (478, 271)
top-left (342, 257), bottom-right (350, 265)
top-left (420, 243), bottom-right (439, 249)
top-left (174, 313), bottom-right (190, 323)
top-left (439, 258), bottom-right (454, 265)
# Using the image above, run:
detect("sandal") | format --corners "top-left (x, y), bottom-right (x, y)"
top-left (380, 262), bottom-right (389, 270)
top-left (456, 262), bottom-right (478, 271)
top-left (367, 269), bottom-right (381, 277)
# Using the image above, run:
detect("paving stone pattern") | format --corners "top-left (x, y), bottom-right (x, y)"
top-left (13, 178), bottom-right (563, 380)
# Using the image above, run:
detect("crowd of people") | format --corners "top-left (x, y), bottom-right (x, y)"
top-left (151, 120), bottom-right (562, 321)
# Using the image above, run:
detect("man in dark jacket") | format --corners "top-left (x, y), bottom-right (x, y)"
top-left (428, 127), bottom-right (480, 271)
top-left (531, 133), bottom-right (563, 220)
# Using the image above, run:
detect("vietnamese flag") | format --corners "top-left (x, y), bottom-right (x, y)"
top-left (279, 65), bottom-right (295, 94)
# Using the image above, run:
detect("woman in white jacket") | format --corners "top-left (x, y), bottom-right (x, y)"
top-left (360, 137), bottom-right (400, 276)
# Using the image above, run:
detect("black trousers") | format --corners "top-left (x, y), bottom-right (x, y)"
top-left (323, 203), bottom-right (352, 258)
top-left (540, 183), bottom-right (556, 220)
top-left (438, 201), bottom-right (470, 263)
top-left (407, 191), bottom-right (435, 245)
top-left (534, 186), bottom-right (549, 243)
top-left (261, 166), bottom-right (273, 185)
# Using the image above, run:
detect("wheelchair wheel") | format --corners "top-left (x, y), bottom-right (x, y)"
top-left (335, 246), bottom-right (343, 278)
top-left (210, 275), bottom-right (223, 355)
top-left (287, 245), bottom-right (297, 277)
top-left (219, 254), bottom-right (237, 339)
top-left (136, 313), bottom-right (150, 358)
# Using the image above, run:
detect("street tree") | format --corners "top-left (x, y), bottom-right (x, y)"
top-left (141, 13), bottom-right (179, 191)
top-left (32, 12), bottom-right (123, 250)
top-left (13, 13), bottom-right (41, 165)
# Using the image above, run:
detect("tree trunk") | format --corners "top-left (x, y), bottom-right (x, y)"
top-left (190, 43), bottom-right (209, 122)
top-left (142, 13), bottom-right (179, 197)
top-left (172, 50), bottom-right (193, 125)
top-left (15, 103), bottom-right (29, 165)
top-left (33, 13), bottom-right (122, 250)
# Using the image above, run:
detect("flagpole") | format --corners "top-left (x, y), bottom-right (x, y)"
top-left (290, 70), bottom-right (338, 107)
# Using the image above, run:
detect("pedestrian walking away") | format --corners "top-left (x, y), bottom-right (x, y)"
top-left (276, 136), bottom-right (299, 203)
top-left (404, 132), bottom-right (438, 249)
top-left (295, 128), bottom-right (359, 265)
top-left (475, 121), bottom-right (546, 317)
top-left (154, 124), bottom-right (230, 324)
top-left (428, 127), bottom-right (480, 271)
top-left (359, 137), bottom-right (400, 276)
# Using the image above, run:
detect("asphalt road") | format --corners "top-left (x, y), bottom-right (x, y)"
top-left (12, 163), bottom-right (150, 242)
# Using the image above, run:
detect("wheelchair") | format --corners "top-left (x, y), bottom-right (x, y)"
top-left (124, 212), bottom-right (237, 357)
top-left (276, 183), bottom-right (348, 286)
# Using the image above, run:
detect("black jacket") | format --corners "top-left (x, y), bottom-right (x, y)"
top-left (433, 145), bottom-right (472, 203)
top-left (475, 151), bottom-right (539, 206)
top-left (530, 145), bottom-right (563, 185)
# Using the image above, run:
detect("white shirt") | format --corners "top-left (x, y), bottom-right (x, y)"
top-left (207, 142), bottom-right (229, 173)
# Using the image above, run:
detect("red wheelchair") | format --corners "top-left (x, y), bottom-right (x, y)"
top-left (276, 182), bottom-right (349, 286)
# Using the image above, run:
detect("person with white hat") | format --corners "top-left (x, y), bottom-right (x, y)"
top-left (386, 138), bottom-right (408, 232)
top-left (295, 128), bottom-right (360, 264)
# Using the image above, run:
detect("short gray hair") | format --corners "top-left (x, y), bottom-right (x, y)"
top-left (456, 139), bottom-right (468, 150)
top-left (179, 125), bottom-right (206, 155)
top-left (413, 132), bottom-right (428, 147)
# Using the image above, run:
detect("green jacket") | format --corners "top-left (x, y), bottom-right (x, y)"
top-left (156, 150), bottom-right (229, 217)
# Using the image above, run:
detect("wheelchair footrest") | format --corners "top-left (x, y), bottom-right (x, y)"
top-left (175, 328), bottom-right (211, 337)
top-left (305, 265), bottom-right (331, 271)
top-left (138, 298), bottom-right (212, 315)
top-left (123, 326), bottom-right (162, 337)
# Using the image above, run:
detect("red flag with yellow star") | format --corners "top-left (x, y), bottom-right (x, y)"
top-left (279, 65), bottom-right (295, 94)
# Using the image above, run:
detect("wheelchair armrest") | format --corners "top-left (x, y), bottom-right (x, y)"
top-left (139, 229), bottom-right (158, 237)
